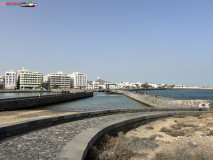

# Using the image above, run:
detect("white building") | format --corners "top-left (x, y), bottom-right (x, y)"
top-left (48, 71), bottom-right (71, 88)
top-left (86, 83), bottom-right (93, 90)
top-left (69, 72), bottom-right (87, 89)
top-left (174, 84), bottom-right (185, 88)
top-left (43, 75), bottom-right (48, 83)
top-left (5, 70), bottom-right (17, 89)
top-left (92, 81), bottom-right (100, 89)
top-left (18, 68), bottom-right (43, 90)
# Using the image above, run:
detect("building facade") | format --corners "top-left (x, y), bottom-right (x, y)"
top-left (47, 71), bottom-right (71, 88)
top-left (69, 72), bottom-right (87, 89)
top-left (5, 70), bottom-right (17, 89)
top-left (92, 81), bottom-right (100, 89)
top-left (18, 68), bottom-right (43, 90)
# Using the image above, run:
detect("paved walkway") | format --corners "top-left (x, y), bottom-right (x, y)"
top-left (0, 112), bottom-right (153, 160)
top-left (0, 110), bottom-right (76, 126)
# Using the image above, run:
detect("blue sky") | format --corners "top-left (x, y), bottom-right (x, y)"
top-left (1, 0), bottom-right (213, 86)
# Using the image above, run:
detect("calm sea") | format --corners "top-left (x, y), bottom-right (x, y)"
top-left (40, 92), bottom-right (147, 111)
top-left (0, 90), bottom-right (212, 111)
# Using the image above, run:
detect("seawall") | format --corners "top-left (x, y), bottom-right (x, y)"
top-left (0, 92), bottom-right (93, 111)
top-left (0, 90), bottom-right (51, 93)
top-left (111, 90), bottom-right (213, 110)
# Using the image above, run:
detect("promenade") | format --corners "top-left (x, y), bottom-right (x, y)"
top-left (0, 111), bottom-right (150, 159)
top-left (0, 110), bottom-right (76, 125)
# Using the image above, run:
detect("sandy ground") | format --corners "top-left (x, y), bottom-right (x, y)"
top-left (90, 113), bottom-right (213, 160)
top-left (125, 113), bottom-right (213, 160)
top-left (0, 110), bottom-right (76, 125)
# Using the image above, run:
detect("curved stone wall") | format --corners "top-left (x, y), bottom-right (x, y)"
top-left (111, 90), bottom-right (213, 110)
top-left (0, 92), bottom-right (93, 111)
top-left (57, 111), bottom-right (203, 160)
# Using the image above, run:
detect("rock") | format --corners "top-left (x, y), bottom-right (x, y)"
top-left (188, 142), bottom-right (197, 148)
top-left (201, 133), bottom-right (206, 136)
top-left (155, 134), bottom-right (163, 138)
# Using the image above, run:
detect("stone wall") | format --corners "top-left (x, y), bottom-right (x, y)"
top-left (0, 90), bottom-right (51, 93)
top-left (0, 92), bottom-right (93, 111)
top-left (111, 90), bottom-right (213, 110)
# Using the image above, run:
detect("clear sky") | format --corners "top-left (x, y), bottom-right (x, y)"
top-left (1, 0), bottom-right (213, 86)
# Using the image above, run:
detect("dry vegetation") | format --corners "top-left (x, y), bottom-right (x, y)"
top-left (86, 113), bottom-right (213, 160)
top-left (86, 133), bottom-right (139, 160)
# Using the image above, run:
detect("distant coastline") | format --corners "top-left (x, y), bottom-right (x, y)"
top-left (134, 88), bottom-right (213, 91)
top-left (169, 88), bottom-right (213, 91)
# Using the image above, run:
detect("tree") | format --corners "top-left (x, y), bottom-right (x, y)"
top-left (52, 84), bottom-right (59, 89)
top-left (141, 82), bottom-right (151, 89)
top-left (39, 83), bottom-right (51, 90)
top-left (161, 84), bottom-right (168, 88)
top-left (169, 85), bottom-right (175, 88)
top-left (0, 84), bottom-right (3, 90)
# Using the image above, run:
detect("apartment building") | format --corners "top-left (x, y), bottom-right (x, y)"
top-left (69, 72), bottom-right (87, 89)
top-left (47, 71), bottom-right (71, 88)
top-left (18, 68), bottom-right (43, 89)
top-left (5, 70), bottom-right (17, 89)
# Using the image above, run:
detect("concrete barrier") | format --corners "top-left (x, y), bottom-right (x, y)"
top-left (111, 90), bottom-right (213, 110)
top-left (0, 92), bottom-right (93, 111)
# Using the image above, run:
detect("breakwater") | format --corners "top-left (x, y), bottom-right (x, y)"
top-left (0, 92), bottom-right (93, 111)
top-left (111, 90), bottom-right (213, 110)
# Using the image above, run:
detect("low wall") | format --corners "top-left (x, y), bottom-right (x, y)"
top-left (0, 108), bottom-right (203, 140)
top-left (111, 90), bottom-right (213, 110)
top-left (52, 89), bottom-right (87, 93)
top-left (0, 92), bottom-right (93, 111)
top-left (56, 111), bottom-right (204, 160)
top-left (0, 90), bottom-right (51, 93)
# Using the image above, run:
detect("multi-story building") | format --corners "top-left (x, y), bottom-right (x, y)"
top-left (47, 71), bottom-right (71, 88)
top-left (69, 72), bottom-right (87, 89)
top-left (92, 81), bottom-right (100, 89)
top-left (18, 68), bottom-right (43, 90)
top-left (5, 70), bottom-right (17, 89)
top-left (86, 83), bottom-right (93, 90)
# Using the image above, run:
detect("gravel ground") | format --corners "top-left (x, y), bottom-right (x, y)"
top-left (0, 112), bottom-right (149, 160)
